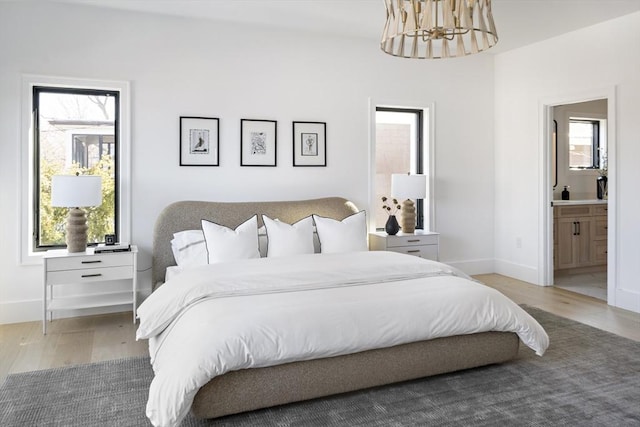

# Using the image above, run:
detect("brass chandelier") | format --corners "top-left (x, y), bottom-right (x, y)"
top-left (381, 0), bottom-right (498, 59)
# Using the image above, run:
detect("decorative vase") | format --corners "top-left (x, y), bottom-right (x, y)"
top-left (385, 215), bottom-right (400, 235)
top-left (596, 175), bottom-right (607, 200)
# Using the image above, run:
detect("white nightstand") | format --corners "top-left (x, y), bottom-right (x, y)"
top-left (369, 230), bottom-right (440, 261)
top-left (42, 246), bottom-right (138, 334)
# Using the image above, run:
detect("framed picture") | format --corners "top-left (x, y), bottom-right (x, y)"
top-left (241, 119), bottom-right (277, 166)
top-left (293, 121), bottom-right (326, 167)
top-left (180, 116), bottom-right (219, 166)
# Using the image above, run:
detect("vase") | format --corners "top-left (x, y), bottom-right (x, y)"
top-left (596, 175), bottom-right (607, 200)
top-left (385, 215), bottom-right (400, 235)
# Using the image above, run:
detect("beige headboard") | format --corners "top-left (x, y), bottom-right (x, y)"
top-left (152, 197), bottom-right (359, 287)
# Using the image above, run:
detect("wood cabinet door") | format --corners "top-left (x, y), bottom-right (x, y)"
top-left (574, 217), bottom-right (592, 266)
top-left (556, 218), bottom-right (577, 269)
top-left (593, 216), bottom-right (608, 241)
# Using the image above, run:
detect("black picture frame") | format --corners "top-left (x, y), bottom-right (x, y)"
top-left (293, 121), bottom-right (326, 167)
top-left (180, 116), bottom-right (220, 166)
top-left (240, 119), bottom-right (277, 167)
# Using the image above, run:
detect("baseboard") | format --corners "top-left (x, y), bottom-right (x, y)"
top-left (444, 259), bottom-right (495, 276)
top-left (614, 287), bottom-right (640, 313)
top-left (494, 259), bottom-right (540, 286)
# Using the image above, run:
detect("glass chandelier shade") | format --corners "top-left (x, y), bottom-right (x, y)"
top-left (381, 0), bottom-right (498, 59)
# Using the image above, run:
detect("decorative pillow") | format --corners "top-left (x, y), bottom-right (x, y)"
top-left (172, 226), bottom-right (267, 265)
top-left (170, 230), bottom-right (207, 267)
top-left (313, 211), bottom-right (368, 254)
top-left (201, 215), bottom-right (260, 264)
top-left (262, 215), bottom-right (315, 258)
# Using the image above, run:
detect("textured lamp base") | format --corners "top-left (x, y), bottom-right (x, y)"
top-left (66, 208), bottom-right (89, 253)
top-left (400, 199), bottom-right (416, 234)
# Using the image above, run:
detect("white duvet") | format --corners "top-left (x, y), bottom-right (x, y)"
top-left (137, 251), bottom-right (549, 427)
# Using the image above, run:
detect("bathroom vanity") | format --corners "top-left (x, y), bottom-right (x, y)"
top-left (553, 200), bottom-right (607, 271)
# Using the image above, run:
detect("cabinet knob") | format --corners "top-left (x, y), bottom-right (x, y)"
top-left (81, 260), bottom-right (102, 264)
top-left (81, 273), bottom-right (102, 278)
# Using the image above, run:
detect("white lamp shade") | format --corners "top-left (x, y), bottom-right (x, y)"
top-left (391, 174), bottom-right (427, 200)
top-left (51, 175), bottom-right (102, 208)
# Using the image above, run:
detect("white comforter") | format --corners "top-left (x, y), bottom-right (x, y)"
top-left (137, 251), bottom-right (549, 427)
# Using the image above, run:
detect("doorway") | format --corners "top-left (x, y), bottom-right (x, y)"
top-left (552, 100), bottom-right (608, 300)
top-left (540, 88), bottom-right (616, 305)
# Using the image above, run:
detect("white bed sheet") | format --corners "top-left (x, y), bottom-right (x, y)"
top-left (138, 251), bottom-right (549, 427)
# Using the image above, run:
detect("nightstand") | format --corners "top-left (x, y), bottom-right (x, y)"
top-left (42, 246), bottom-right (138, 334)
top-left (369, 230), bottom-right (440, 261)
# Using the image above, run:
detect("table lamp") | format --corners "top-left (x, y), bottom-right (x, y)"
top-left (51, 174), bottom-right (102, 252)
top-left (391, 173), bottom-right (426, 234)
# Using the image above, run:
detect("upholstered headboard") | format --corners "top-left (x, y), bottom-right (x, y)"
top-left (152, 197), bottom-right (359, 287)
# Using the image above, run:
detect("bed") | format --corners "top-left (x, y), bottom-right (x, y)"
top-left (140, 197), bottom-right (548, 427)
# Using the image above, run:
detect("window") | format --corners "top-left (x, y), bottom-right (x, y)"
top-left (374, 107), bottom-right (427, 230)
top-left (33, 86), bottom-right (119, 250)
top-left (569, 119), bottom-right (600, 169)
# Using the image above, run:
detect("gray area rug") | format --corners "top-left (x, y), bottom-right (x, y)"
top-left (1, 306), bottom-right (639, 426)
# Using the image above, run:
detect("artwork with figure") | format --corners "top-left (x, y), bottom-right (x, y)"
top-left (251, 132), bottom-right (267, 155)
top-left (302, 133), bottom-right (318, 156)
top-left (189, 129), bottom-right (209, 154)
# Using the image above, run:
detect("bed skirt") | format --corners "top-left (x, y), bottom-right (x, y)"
top-left (191, 331), bottom-right (520, 419)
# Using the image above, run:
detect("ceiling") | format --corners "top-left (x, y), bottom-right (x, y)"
top-left (53, 0), bottom-right (640, 54)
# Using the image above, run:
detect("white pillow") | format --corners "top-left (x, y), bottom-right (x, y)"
top-left (262, 215), bottom-right (315, 258)
top-left (201, 215), bottom-right (260, 264)
top-left (172, 226), bottom-right (267, 264)
top-left (313, 211), bottom-right (368, 254)
top-left (170, 230), bottom-right (207, 267)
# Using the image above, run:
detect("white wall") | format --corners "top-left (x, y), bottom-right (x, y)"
top-left (0, 2), bottom-right (496, 323)
top-left (553, 99), bottom-right (607, 200)
top-left (494, 12), bottom-right (640, 312)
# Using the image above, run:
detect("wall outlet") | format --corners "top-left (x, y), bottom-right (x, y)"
top-left (516, 237), bottom-right (522, 249)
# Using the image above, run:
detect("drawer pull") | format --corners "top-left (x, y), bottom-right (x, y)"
top-left (81, 260), bottom-right (102, 264)
top-left (81, 273), bottom-right (102, 278)
top-left (407, 239), bottom-right (421, 243)
top-left (407, 250), bottom-right (421, 253)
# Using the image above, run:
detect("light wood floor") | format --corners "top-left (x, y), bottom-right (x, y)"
top-left (1, 274), bottom-right (638, 384)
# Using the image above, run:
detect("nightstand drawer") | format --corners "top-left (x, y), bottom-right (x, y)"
top-left (46, 253), bottom-right (133, 272)
top-left (385, 234), bottom-right (439, 248)
top-left (47, 266), bottom-right (134, 285)
top-left (387, 245), bottom-right (438, 260)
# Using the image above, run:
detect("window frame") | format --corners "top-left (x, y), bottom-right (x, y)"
top-left (375, 106), bottom-right (425, 230)
top-left (32, 86), bottom-right (121, 251)
top-left (369, 99), bottom-right (435, 233)
top-left (568, 118), bottom-right (600, 170)
top-left (21, 75), bottom-right (131, 263)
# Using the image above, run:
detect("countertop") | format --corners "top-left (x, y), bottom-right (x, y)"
top-left (552, 199), bottom-right (607, 206)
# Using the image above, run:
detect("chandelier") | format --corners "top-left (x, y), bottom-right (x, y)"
top-left (381, 0), bottom-right (498, 59)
